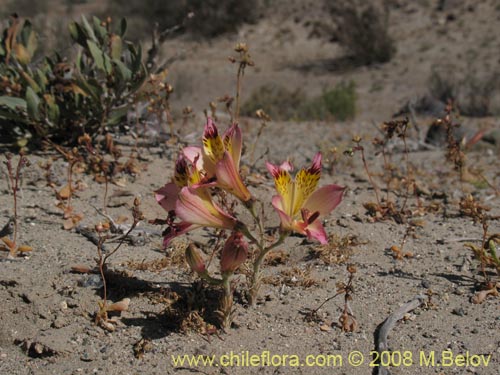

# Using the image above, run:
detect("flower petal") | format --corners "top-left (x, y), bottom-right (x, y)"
top-left (202, 118), bottom-right (224, 175)
top-left (271, 195), bottom-right (294, 230)
top-left (292, 164), bottom-right (321, 216)
top-left (220, 231), bottom-right (248, 273)
top-left (182, 146), bottom-right (204, 170)
top-left (223, 123), bottom-right (242, 169)
top-left (176, 187), bottom-right (236, 229)
top-left (303, 184), bottom-right (344, 217)
top-left (268, 166), bottom-right (294, 216)
top-left (303, 219), bottom-right (328, 244)
top-left (162, 222), bottom-right (197, 247)
top-left (155, 183), bottom-right (180, 212)
top-left (215, 152), bottom-right (252, 202)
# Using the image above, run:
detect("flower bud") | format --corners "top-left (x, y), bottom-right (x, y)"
top-left (186, 244), bottom-right (206, 274)
top-left (220, 232), bottom-right (248, 274)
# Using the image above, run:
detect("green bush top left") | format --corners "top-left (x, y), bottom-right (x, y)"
top-left (0, 14), bottom-right (150, 147)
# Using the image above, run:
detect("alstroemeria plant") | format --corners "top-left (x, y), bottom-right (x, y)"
top-left (154, 118), bottom-right (344, 327)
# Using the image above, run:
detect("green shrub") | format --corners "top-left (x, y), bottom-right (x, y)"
top-left (320, 81), bottom-right (357, 121)
top-left (240, 84), bottom-right (307, 121)
top-left (241, 81), bottom-right (356, 121)
top-left (0, 15), bottom-right (150, 146)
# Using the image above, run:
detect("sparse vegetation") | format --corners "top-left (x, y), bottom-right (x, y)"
top-left (327, 0), bottom-right (396, 65)
top-left (241, 81), bottom-right (357, 121)
top-left (106, 0), bottom-right (262, 39)
top-left (428, 65), bottom-right (500, 117)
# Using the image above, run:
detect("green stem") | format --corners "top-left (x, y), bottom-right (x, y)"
top-left (199, 271), bottom-right (224, 286)
top-left (248, 232), bottom-right (287, 307)
top-left (221, 274), bottom-right (233, 330)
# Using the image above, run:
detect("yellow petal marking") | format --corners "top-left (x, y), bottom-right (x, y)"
top-left (202, 134), bottom-right (225, 164)
top-left (292, 167), bottom-right (320, 216)
top-left (274, 170), bottom-right (293, 216)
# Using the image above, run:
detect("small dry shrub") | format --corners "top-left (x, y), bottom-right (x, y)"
top-left (106, 0), bottom-right (262, 39)
top-left (263, 266), bottom-right (320, 288)
top-left (309, 234), bottom-right (360, 265)
top-left (326, 0), bottom-right (396, 65)
top-left (428, 65), bottom-right (500, 117)
top-left (126, 239), bottom-right (187, 271)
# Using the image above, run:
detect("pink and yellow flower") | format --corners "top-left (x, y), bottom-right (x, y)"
top-left (160, 186), bottom-right (237, 246)
top-left (201, 119), bottom-right (252, 203)
top-left (266, 153), bottom-right (344, 244)
top-left (155, 118), bottom-right (252, 246)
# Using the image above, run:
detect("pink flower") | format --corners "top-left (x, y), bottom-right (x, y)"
top-left (267, 153), bottom-right (344, 244)
top-left (160, 187), bottom-right (237, 247)
top-left (155, 150), bottom-right (205, 213)
top-left (201, 119), bottom-right (252, 203)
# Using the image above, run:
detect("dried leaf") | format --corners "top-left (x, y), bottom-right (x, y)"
top-left (319, 324), bottom-right (332, 332)
top-left (17, 245), bottom-right (33, 252)
top-left (1, 237), bottom-right (16, 250)
top-left (71, 264), bottom-right (92, 273)
top-left (58, 184), bottom-right (72, 200)
top-left (471, 288), bottom-right (498, 304)
top-left (63, 218), bottom-right (76, 230)
top-left (112, 177), bottom-right (127, 187)
top-left (106, 298), bottom-right (130, 312)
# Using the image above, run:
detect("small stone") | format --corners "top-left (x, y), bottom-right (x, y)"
top-left (421, 279), bottom-right (431, 288)
top-left (319, 324), bottom-right (332, 332)
top-left (52, 316), bottom-right (68, 329)
top-left (80, 351), bottom-right (94, 362)
top-left (452, 308), bottom-right (465, 316)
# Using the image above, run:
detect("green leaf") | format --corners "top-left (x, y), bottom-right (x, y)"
top-left (44, 94), bottom-right (60, 124)
top-left (81, 15), bottom-right (98, 42)
top-left (119, 18), bottom-right (127, 37)
top-left (26, 87), bottom-right (40, 120)
top-left (20, 20), bottom-right (33, 46)
top-left (110, 35), bottom-right (122, 60)
top-left (107, 105), bottom-right (129, 126)
top-left (92, 16), bottom-right (107, 41)
top-left (0, 108), bottom-right (28, 123)
top-left (20, 20), bottom-right (37, 58)
top-left (113, 59), bottom-right (132, 82)
top-left (129, 43), bottom-right (143, 74)
top-left (87, 40), bottom-right (112, 74)
top-left (0, 96), bottom-right (27, 112)
top-left (68, 21), bottom-right (87, 46)
top-left (74, 75), bottom-right (102, 102)
top-left (18, 69), bottom-right (41, 92)
top-left (34, 69), bottom-right (48, 90)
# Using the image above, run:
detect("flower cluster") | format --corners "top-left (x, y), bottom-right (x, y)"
top-left (155, 118), bottom-right (344, 326)
top-left (155, 118), bottom-right (251, 247)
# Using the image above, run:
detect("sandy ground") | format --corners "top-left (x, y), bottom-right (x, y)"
top-left (0, 116), bottom-right (499, 375)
